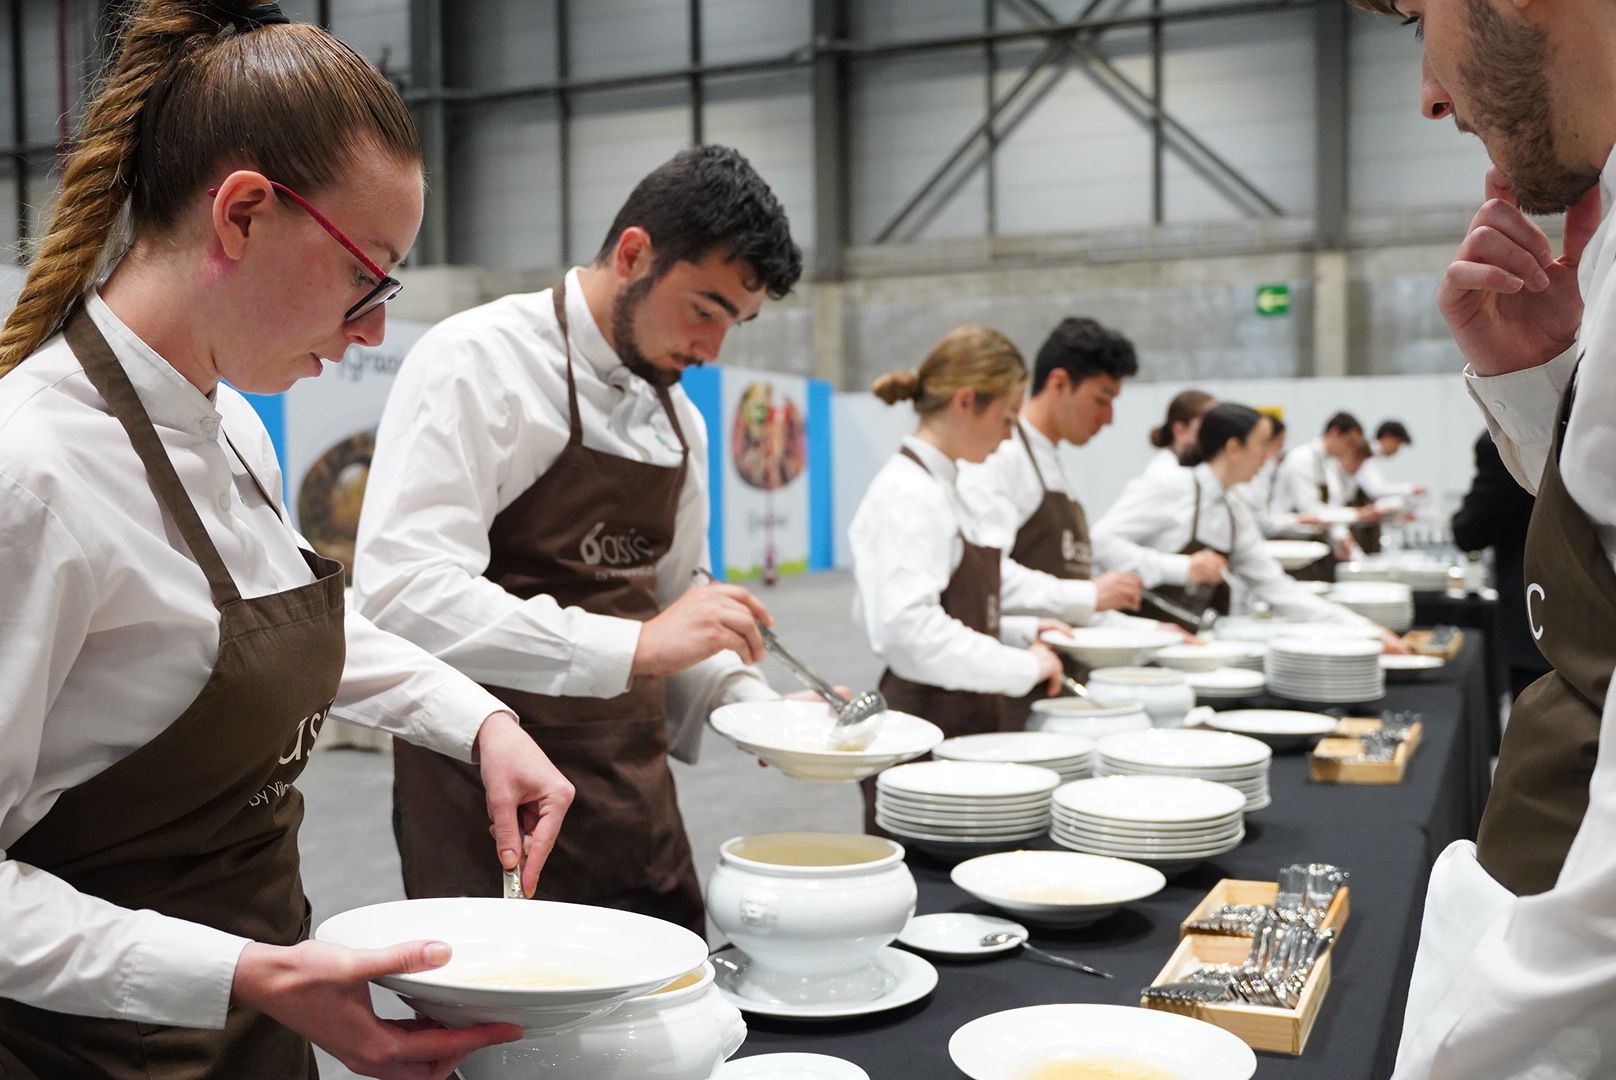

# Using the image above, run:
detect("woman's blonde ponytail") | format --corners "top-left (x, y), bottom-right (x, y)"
top-left (0, 5), bottom-right (216, 376)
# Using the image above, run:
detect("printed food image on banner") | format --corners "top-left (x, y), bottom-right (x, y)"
top-left (723, 375), bottom-right (811, 582)
top-left (297, 430), bottom-right (375, 582)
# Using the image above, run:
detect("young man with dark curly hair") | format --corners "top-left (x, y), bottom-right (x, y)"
top-left (352, 146), bottom-right (804, 933)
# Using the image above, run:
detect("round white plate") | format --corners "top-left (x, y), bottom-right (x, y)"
top-left (1096, 729), bottom-right (1271, 770)
top-left (951, 850), bottom-right (1166, 926)
top-left (710, 701), bottom-right (943, 784)
top-left (1184, 667), bottom-right (1267, 695)
top-left (875, 789), bottom-right (1053, 813)
top-left (716, 1055), bottom-right (871, 1079)
top-left (1382, 654), bottom-right (1446, 672)
top-left (712, 945), bottom-right (937, 1019)
top-left (933, 731), bottom-right (1095, 764)
top-left (1151, 642), bottom-right (1262, 673)
top-left (943, 1002), bottom-right (1260, 1073)
top-left (898, 912), bottom-right (1029, 957)
top-left (1054, 776), bottom-right (1246, 823)
top-left (877, 761), bottom-right (1061, 799)
top-left (1264, 539), bottom-right (1331, 569)
top-left (877, 817), bottom-right (1047, 844)
top-left (1268, 635), bottom-right (1384, 658)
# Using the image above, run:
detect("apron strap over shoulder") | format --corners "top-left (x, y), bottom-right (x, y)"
top-left (1016, 420), bottom-right (1051, 492)
top-left (66, 312), bottom-right (242, 609)
top-left (551, 281), bottom-right (585, 447)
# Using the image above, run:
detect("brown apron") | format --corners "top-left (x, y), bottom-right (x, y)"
top-left (1476, 378), bottom-right (1616, 896)
top-left (1006, 420), bottom-right (1092, 725)
top-left (0, 313), bottom-right (343, 1078)
top-left (862, 447), bottom-right (1013, 831)
top-left (1138, 473), bottom-right (1234, 633)
top-left (1348, 486), bottom-right (1382, 556)
top-left (1288, 446), bottom-right (1340, 583)
top-left (392, 279), bottom-right (705, 935)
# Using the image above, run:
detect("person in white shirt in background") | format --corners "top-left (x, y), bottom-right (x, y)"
top-left (352, 146), bottom-right (801, 935)
top-left (1357, 419), bottom-right (1429, 502)
top-left (850, 326), bottom-right (1070, 826)
top-left (1350, 0), bottom-right (1616, 1075)
top-left (1234, 413), bottom-right (1294, 536)
top-left (1144, 387), bottom-right (1218, 476)
top-left (1093, 404), bottom-right (1405, 650)
top-left (0, 4), bottom-right (574, 1076)
top-left (958, 316), bottom-right (1147, 624)
top-left (1271, 411), bottom-right (1389, 566)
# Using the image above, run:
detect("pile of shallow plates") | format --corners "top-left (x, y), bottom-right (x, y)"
top-left (1094, 729), bottom-right (1271, 811)
top-left (1340, 554), bottom-right (1453, 592)
top-left (1184, 666), bottom-right (1267, 702)
top-left (875, 761), bottom-right (1060, 858)
top-left (1152, 641), bottom-right (1265, 673)
top-left (1266, 634), bottom-right (1386, 704)
top-left (931, 732), bottom-right (1094, 783)
top-left (1050, 776), bottom-right (1247, 873)
top-left (1327, 580), bottom-right (1415, 632)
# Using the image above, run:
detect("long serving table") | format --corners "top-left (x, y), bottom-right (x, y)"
top-left (728, 637), bottom-right (1491, 1079)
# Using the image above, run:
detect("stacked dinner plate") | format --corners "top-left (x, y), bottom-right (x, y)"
top-left (875, 761), bottom-right (1060, 858)
top-left (1265, 634), bottom-right (1386, 704)
top-left (1093, 729), bottom-right (1271, 812)
top-left (1327, 581), bottom-right (1415, 633)
top-left (1184, 666), bottom-right (1267, 702)
top-left (931, 732), bottom-right (1094, 783)
top-left (1050, 776), bottom-right (1246, 873)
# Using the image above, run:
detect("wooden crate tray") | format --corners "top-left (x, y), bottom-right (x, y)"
top-left (1308, 720), bottom-right (1423, 785)
top-left (1403, 628), bottom-right (1465, 660)
top-left (1179, 878), bottom-right (1350, 939)
top-left (1141, 934), bottom-right (1332, 1056)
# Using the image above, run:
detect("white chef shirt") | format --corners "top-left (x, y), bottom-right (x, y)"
top-left (1273, 438), bottom-right (1356, 546)
top-left (1392, 149), bottom-right (1616, 1078)
top-left (850, 437), bottom-right (1055, 697)
top-left (351, 268), bottom-right (776, 764)
top-left (1231, 458), bottom-right (1298, 538)
top-left (0, 292), bottom-right (508, 1031)
top-left (956, 420), bottom-right (1099, 624)
top-left (1144, 445), bottom-right (1184, 477)
top-left (1091, 463), bottom-right (1369, 626)
top-left (1355, 456), bottom-right (1419, 501)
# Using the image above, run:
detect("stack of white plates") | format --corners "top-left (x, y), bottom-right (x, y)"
top-left (1094, 729), bottom-right (1271, 811)
top-left (1340, 555), bottom-right (1453, 592)
top-left (1184, 666), bottom-right (1267, 701)
top-left (1203, 708), bottom-right (1338, 750)
top-left (875, 761), bottom-right (1060, 857)
top-left (1265, 634), bottom-right (1386, 704)
top-left (932, 732), bottom-right (1094, 782)
top-left (1152, 641), bottom-right (1265, 673)
top-left (1050, 776), bottom-right (1246, 873)
top-left (1327, 581), bottom-right (1415, 632)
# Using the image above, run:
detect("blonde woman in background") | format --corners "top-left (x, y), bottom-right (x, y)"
top-left (849, 327), bottom-right (1070, 826)
top-left (0, 3), bottom-right (574, 1076)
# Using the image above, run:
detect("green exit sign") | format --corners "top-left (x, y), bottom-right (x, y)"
top-left (1256, 284), bottom-right (1291, 317)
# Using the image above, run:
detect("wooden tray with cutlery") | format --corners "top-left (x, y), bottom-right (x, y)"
top-left (1402, 628), bottom-right (1465, 660)
top-left (1141, 933), bottom-right (1332, 1055)
top-left (1179, 878), bottom-right (1351, 939)
top-left (1307, 717), bottom-right (1423, 784)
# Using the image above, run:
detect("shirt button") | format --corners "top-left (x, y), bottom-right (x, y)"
top-left (201, 416), bottom-right (220, 437)
top-left (1491, 402), bottom-right (1505, 412)
top-left (217, 493), bottom-right (231, 512)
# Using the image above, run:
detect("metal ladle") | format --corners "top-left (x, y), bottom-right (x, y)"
top-left (694, 568), bottom-right (887, 750)
top-left (979, 931), bottom-right (1113, 979)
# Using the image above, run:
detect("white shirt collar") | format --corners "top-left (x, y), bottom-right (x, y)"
top-left (1019, 417), bottom-right (1057, 455)
top-left (901, 435), bottom-right (958, 485)
top-left (1192, 461), bottom-right (1228, 495)
top-left (85, 291), bottom-right (223, 438)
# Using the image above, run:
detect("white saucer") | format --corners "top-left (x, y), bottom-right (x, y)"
top-left (898, 912), bottom-right (1028, 957)
top-left (711, 945), bottom-right (938, 1019)
top-left (716, 1053), bottom-right (871, 1079)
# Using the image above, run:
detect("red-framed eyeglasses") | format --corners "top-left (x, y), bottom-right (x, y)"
top-left (208, 180), bottom-right (402, 322)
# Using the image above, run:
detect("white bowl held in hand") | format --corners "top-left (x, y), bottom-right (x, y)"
top-left (1042, 626), bottom-right (1181, 668)
top-left (950, 1004), bottom-right (1257, 1080)
top-left (314, 899), bottom-right (708, 1034)
top-left (951, 850), bottom-right (1166, 927)
top-left (709, 701), bottom-right (943, 784)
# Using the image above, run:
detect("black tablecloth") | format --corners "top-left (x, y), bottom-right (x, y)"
top-left (1413, 592), bottom-right (1505, 749)
top-left (731, 638), bottom-right (1490, 1079)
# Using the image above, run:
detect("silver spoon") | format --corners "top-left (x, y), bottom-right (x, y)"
top-left (1061, 676), bottom-right (1090, 699)
top-left (979, 931), bottom-right (1113, 979)
top-left (693, 568), bottom-right (887, 749)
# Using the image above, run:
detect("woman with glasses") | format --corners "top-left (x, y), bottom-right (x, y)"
top-left (1093, 404), bottom-right (1403, 650)
top-left (0, 4), bottom-right (573, 1078)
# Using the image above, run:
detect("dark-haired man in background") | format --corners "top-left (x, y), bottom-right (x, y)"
top-left (1271, 411), bottom-right (1387, 572)
top-left (959, 318), bottom-right (1147, 646)
top-left (1356, 419), bottom-right (1427, 502)
top-left (351, 146), bottom-right (803, 931)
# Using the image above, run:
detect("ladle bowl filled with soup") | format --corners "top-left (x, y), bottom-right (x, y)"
top-left (708, 832), bottom-right (917, 1004)
top-left (315, 898), bottom-right (708, 1035)
top-left (949, 1004), bottom-right (1256, 1080)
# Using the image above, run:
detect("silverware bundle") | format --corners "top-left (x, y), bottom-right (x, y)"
top-left (1350, 716), bottom-right (1417, 763)
top-left (1142, 919), bottom-right (1336, 1012)
top-left (1183, 863), bottom-right (1348, 935)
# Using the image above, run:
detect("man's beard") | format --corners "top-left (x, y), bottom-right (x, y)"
top-left (611, 276), bottom-right (698, 390)
top-left (1459, 0), bottom-right (1599, 214)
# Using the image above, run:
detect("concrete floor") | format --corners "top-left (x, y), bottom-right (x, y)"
top-left (302, 571), bottom-right (876, 1079)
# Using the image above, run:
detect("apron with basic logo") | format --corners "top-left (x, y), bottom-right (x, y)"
top-left (1475, 376), bottom-right (1616, 896)
top-left (863, 448), bottom-right (1013, 831)
top-left (1007, 420), bottom-right (1092, 725)
top-left (1137, 474), bottom-right (1234, 632)
top-left (392, 278), bottom-right (705, 934)
top-left (0, 313), bottom-right (342, 1079)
